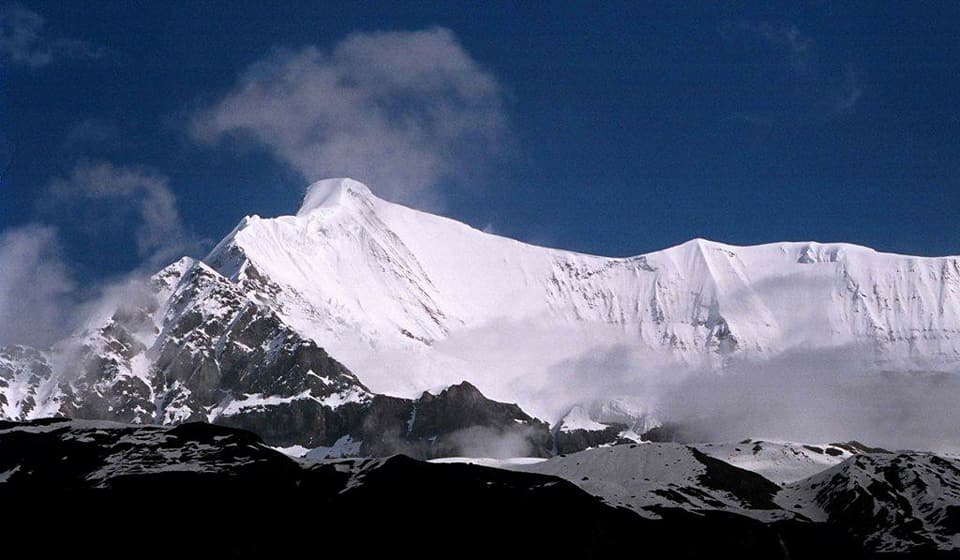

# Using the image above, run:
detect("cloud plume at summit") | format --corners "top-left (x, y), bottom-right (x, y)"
top-left (192, 28), bottom-right (511, 208)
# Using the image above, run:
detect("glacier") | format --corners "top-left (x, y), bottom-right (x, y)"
top-left (202, 177), bottom-right (960, 425)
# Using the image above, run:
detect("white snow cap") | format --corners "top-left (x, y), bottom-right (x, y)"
top-left (297, 178), bottom-right (373, 216)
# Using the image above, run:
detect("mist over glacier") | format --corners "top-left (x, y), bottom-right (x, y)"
top-left (346, 318), bottom-right (960, 453)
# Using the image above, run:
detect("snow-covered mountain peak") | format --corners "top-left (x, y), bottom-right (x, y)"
top-left (197, 178), bottom-right (960, 427)
top-left (297, 177), bottom-right (374, 216)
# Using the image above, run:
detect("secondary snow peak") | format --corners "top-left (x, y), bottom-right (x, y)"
top-left (297, 177), bottom-right (374, 216)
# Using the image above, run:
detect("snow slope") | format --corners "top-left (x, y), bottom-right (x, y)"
top-left (203, 178), bottom-right (960, 424)
top-left (693, 439), bottom-right (857, 485)
top-left (487, 442), bottom-right (960, 554)
top-left (777, 452), bottom-right (960, 552)
top-left (509, 443), bottom-right (790, 521)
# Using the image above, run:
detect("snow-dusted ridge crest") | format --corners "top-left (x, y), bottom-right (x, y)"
top-left (294, 178), bottom-right (951, 260)
top-left (202, 177), bottom-right (960, 424)
top-left (0, 254), bottom-right (371, 440)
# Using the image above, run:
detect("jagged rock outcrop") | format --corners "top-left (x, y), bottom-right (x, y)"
top-left (0, 258), bottom-right (372, 449)
top-left (554, 421), bottom-right (629, 455)
top-left (298, 381), bottom-right (553, 459)
top-left (0, 345), bottom-right (54, 419)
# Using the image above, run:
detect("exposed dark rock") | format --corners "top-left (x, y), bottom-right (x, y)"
top-left (831, 440), bottom-right (894, 455)
top-left (290, 382), bottom-right (554, 459)
top-left (554, 423), bottom-right (627, 454)
top-left (784, 452), bottom-right (960, 554)
top-left (406, 381), bottom-right (552, 458)
top-left (642, 421), bottom-right (689, 442)
top-left (215, 380), bottom-right (554, 459)
top-left (689, 447), bottom-right (781, 510)
top-left (0, 419), bottom-right (865, 559)
top-left (153, 263), bottom-right (367, 423)
top-left (1, 260), bottom-right (374, 449)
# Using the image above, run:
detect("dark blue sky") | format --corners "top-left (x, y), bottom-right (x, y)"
top-left (2, 1), bottom-right (959, 283)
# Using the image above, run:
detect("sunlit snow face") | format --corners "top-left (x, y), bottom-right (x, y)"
top-left (200, 181), bottom-right (960, 454)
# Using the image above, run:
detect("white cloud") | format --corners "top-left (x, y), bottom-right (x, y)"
top-left (720, 21), bottom-right (812, 69)
top-left (0, 224), bottom-right (75, 347)
top-left (0, 2), bottom-right (102, 67)
top-left (192, 28), bottom-right (511, 207)
top-left (46, 161), bottom-right (194, 266)
top-left (0, 161), bottom-right (199, 349)
top-left (834, 65), bottom-right (863, 114)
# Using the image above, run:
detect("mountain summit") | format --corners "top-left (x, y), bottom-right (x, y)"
top-left (3, 178), bottom-right (960, 441)
top-left (297, 177), bottom-right (374, 215)
top-left (202, 178), bottom-right (960, 421)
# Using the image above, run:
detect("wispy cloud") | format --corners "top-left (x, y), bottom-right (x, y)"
top-left (192, 27), bottom-right (511, 208)
top-left (0, 160), bottom-right (200, 348)
top-left (761, 23), bottom-right (811, 56)
top-left (0, 224), bottom-right (75, 347)
top-left (833, 65), bottom-right (863, 114)
top-left (721, 21), bottom-right (812, 70)
top-left (61, 118), bottom-right (121, 152)
top-left (720, 20), bottom-right (863, 120)
top-left (46, 161), bottom-right (197, 266)
top-left (0, 2), bottom-right (103, 68)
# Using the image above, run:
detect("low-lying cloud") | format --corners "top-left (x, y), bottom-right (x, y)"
top-left (541, 342), bottom-right (960, 454)
top-left (0, 224), bottom-right (75, 347)
top-left (0, 161), bottom-right (198, 348)
top-left (192, 27), bottom-right (511, 207)
top-left (347, 315), bottom-right (960, 454)
top-left (657, 350), bottom-right (960, 453)
top-left (445, 426), bottom-right (541, 459)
